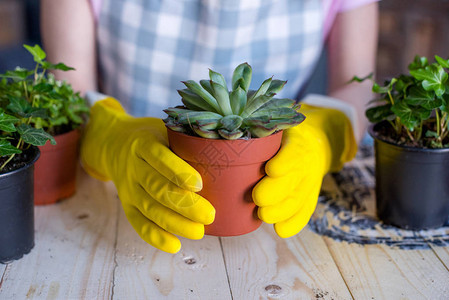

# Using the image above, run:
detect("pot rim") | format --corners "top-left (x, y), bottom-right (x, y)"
top-left (166, 127), bottom-right (283, 142)
top-left (368, 123), bottom-right (449, 153)
top-left (0, 146), bottom-right (40, 179)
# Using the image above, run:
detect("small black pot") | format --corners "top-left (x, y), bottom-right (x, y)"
top-left (0, 147), bottom-right (40, 263)
top-left (369, 123), bottom-right (449, 230)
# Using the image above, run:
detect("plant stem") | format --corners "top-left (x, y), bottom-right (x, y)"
top-left (435, 110), bottom-right (443, 146)
top-left (0, 138), bottom-right (23, 170)
top-left (405, 128), bottom-right (416, 145)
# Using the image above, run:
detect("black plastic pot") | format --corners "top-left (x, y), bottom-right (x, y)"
top-left (0, 147), bottom-right (40, 263)
top-left (369, 124), bottom-right (449, 230)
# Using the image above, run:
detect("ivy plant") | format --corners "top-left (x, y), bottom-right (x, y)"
top-left (353, 55), bottom-right (449, 148)
top-left (0, 44), bottom-right (89, 172)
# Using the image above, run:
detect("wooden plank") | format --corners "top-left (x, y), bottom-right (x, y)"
top-left (0, 169), bottom-right (118, 299)
top-left (324, 237), bottom-right (449, 299)
top-left (113, 203), bottom-right (232, 299)
top-left (220, 223), bottom-right (353, 300)
top-left (430, 246), bottom-right (449, 271)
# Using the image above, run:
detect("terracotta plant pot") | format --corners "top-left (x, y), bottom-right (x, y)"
top-left (0, 147), bottom-right (39, 263)
top-left (369, 123), bottom-right (449, 230)
top-left (167, 129), bottom-right (283, 236)
top-left (34, 129), bottom-right (81, 205)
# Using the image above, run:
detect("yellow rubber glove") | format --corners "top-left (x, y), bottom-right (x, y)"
top-left (252, 103), bottom-right (357, 238)
top-left (80, 97), bottom-right (215, 253)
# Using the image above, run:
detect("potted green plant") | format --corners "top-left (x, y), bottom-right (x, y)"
top-left (18, 45), bottom-right (89, 205)
top-left (163, 63), bottom-right (305, 236)
top-left (357, 55), bottom-right (449, 230)
top-left (0, 55), bottom-right (57, 262)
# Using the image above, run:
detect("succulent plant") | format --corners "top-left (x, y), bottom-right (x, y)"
top-left (163, 63), bottom-right (305, 139)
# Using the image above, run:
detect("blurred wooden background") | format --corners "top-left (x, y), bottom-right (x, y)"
top-left (376, 0), bottom-right (449, 82)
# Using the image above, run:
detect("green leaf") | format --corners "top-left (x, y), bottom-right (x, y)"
top-left (24, 107), bottom-right (49, 119)
top-left (240, 95), bottom-right (274, 119)
top-left (247, 77), bottom-right (272, 104)
top-left (408, 55), bottom-right (428, 70)
top-left (199, 80), bottom-right (214, 95)
top-left (405, 86), bottom-right (432, 105)
top-left (425, 130), bottom-right (439, 138)
top-left (435, 55), bottom-right (449, 68)
top-left (251, 107), bottom-right (299, 119)
top-left (0, 68), bottom-right (34, 81)
top-left (209, 69), bottom-right (228, 90)
top-left (23, 44), bottom-right (46, 63)
top-left (182, 80), bottom-right (221, 114)
top-left (0, 139), bottom-right (21, 156)
top-left (0, 112), bottom-right (19, 132)
top-left (348, 73), bottom-right (373, 83)
top-left (365, 104), bottom-right (394, 123)
top-left (7, 96), bottom-right (31, 116)
top-left (372, 78), bottom-right (397, 94)
top-left (33, 82), bottom-right (54, 93)
top-left (218, 128), bottom-right (244, 140)
top-left (409, 64), bottom-right (448, 96)
top-left (265, 79), bottom-right (287, 95)
top-left (211, 81), bottom-right (233, 116)
top-left (16, 124), bottom-right (56, 146)
top-left (391, 101), bottom-right (430, 130)
top-left (229, 86), bottom-right (247, 115)
top-left (41, 61), bottom-right (75, 71)
top-left (178, 89), bottom-right (216, 111)
top-left (219, 115), bottom-right (243, 132)
top-left (177, 111), bottom-right (223, 125)
top-left (232, 63), bottom-right (252, 92)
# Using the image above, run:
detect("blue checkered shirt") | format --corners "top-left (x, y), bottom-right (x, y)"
top-left (97, 0), bottom-right (324, 118)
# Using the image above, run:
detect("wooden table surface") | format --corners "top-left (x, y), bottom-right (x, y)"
top-left (1, 161), bottom-right (449, 299)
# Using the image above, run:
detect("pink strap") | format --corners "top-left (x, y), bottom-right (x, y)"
top-left (89, 0), bottom-right (102, 21)
top-left (323, 0), bottom-right (379, 39)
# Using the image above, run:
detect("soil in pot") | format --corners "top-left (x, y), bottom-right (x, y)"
top-left (34, 129), bottom-right (81, 205)
top-left (167, 129), bottom-right (283, 237)
top-left (370, 123), bottom-right (449, 230)
top-left (0, 146), bottom-right (40, 263)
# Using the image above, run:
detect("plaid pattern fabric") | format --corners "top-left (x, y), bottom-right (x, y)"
top-left (98, 0), bottom-right (323, 118)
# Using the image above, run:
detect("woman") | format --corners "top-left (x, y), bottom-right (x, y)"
top-left (40, 0), bottom-right (378, 253)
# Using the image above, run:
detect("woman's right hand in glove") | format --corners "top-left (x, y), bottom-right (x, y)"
top-left (80, 97), bottom-right (215, 253)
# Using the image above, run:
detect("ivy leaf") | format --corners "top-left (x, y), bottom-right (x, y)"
top-left (372, 78), bottom-right (397, 94)
top-left (23, 44), bottom-right (46, 63)
top-left (435, 55), bottom-right (449, 68)
top-left (365, 104), bottom-right (395, 123)
top-left (7, 96), bottom-right (31, 116)
top-left (24, 107), bottom-right (49, 119)
top-left (409, 64), bottom-right (448, 97)
top-left (348, 73), bottom-right (373, 83)
top-left (41, 61), bottom-right (75, 71)
top-left (408, 55), bottom-right (428, 70)
top-left (0, 139), bottom-right (22, 156)
top-left (391, 101), bottom-right (431, 131)
top-left (0, 68), bottom-right (34, 81)
top-left (0, 112), bottom-right (19, 132)
top-left (440, 93), bottom-right (449, 113)
top-left (425, 130), bottom-right (439, 138)
top-left (405, 86), bottom-right (433, 106)
top-left (17, 124), bottom-right (56, 146)
top-left (33, 82), bottom-right (54, 93)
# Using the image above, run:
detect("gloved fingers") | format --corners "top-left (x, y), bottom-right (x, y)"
top-left (265, 125), bottom-right (325, 178)
top-left (136, 162), bottom-right (215, 225)
top-left (252, 172), bottom-right (302, 207)
top-left (273, 175), bottom-right (322, 238)
top-left (123, 205), bottom-right (182, 254)
top-left (135, 136), bottom-right (203, 192)
top-left (257, 194), bottom-right (306, 224)
top-left (134, 184), bottom-right (205, 240)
